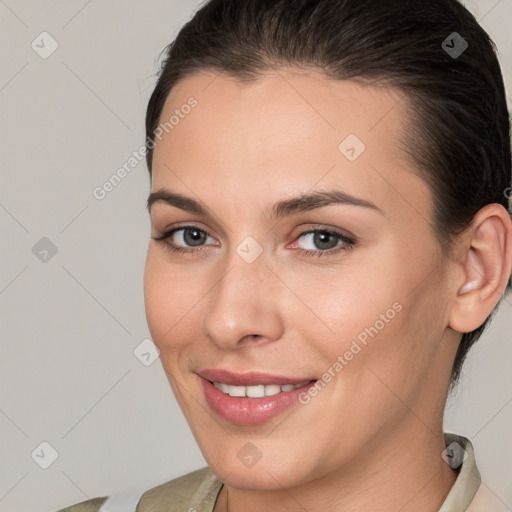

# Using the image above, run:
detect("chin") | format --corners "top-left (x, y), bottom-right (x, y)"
top-left (206, 451), bottom-right (309, 491)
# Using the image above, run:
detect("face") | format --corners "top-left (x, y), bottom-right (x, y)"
top-left (144, 69), bottom-right (458, 490)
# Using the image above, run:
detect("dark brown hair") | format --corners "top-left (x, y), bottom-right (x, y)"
top-left (145, 0), bottom-right (512, 386)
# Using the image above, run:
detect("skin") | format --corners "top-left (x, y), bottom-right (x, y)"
top-left (143, 68), bottom-right (512, 512)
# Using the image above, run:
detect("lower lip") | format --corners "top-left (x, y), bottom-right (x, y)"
top-left (199, 377), bottom-right (317, 425)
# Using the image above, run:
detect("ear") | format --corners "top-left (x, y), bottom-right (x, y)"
top-left (448, 203), bottom-right (512, 334)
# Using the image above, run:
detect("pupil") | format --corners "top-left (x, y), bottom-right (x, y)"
top-left (185, 228), bottom-right (205, 246)
top-left (314, 232), bottom-right (336, 249)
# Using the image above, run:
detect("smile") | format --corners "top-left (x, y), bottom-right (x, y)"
top-left (196, 369), bottom-right (319, 424)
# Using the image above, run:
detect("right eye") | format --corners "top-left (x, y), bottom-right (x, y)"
top-left (152, 225), bottom-right (218, 254)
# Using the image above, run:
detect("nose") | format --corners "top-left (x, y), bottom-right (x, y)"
top-left (201, 249), bottom-right (284, 350)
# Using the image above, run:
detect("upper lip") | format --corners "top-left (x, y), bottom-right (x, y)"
top-left (197, 368), bottom-right (316, 386)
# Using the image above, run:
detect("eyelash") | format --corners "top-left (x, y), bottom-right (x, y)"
top-left (152, 225), bottom-right (356, 258)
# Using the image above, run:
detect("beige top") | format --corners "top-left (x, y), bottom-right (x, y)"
top-left (56, 432), bottom-right (481, 512)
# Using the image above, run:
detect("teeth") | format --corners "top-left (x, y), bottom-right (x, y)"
top-left (213, 381), bottom-right (310, 397)
top-left (246, 385), bottom-right (265, 398)
top-left (227, 385), bottom-right (245, 397)
top-left (263, 385), bottom-right (281, 396)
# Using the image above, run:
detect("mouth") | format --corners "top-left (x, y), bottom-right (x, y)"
top-left (196, 369), bottom-right (318, 425)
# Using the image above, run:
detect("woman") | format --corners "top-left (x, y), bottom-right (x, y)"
top-left (58, 0), bottom-right (512, 510)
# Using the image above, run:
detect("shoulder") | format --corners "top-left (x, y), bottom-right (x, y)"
top-left (55, 467), bottom-right (221, 512)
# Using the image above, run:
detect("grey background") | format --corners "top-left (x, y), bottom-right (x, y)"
top-left (0, 1), bottom-right (511, 511)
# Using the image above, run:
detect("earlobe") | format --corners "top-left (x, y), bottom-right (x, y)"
top-left (448, 204), bottom-right (512, 334)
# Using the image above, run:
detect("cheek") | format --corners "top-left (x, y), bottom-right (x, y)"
top-left (296, 255), bottom-right (431, 386)
top-left (143, 250), bottom-right (205, 352)
top-left (292, 261), bottom-right (401, 347)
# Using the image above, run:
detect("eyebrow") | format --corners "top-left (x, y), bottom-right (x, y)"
top-left (147, 188), bottom-right (383, 221)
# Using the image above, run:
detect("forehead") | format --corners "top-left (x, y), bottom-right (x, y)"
top-left (151, 69), bottom-right (430, 223)
top-left (155, 68), bottom-right (406, 160)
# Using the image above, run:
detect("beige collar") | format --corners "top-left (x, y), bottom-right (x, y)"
top-left (439, 432), bottom-right (481, 511)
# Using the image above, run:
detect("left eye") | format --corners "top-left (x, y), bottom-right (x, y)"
top-left (294, 230), bottom-right (353, 252)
